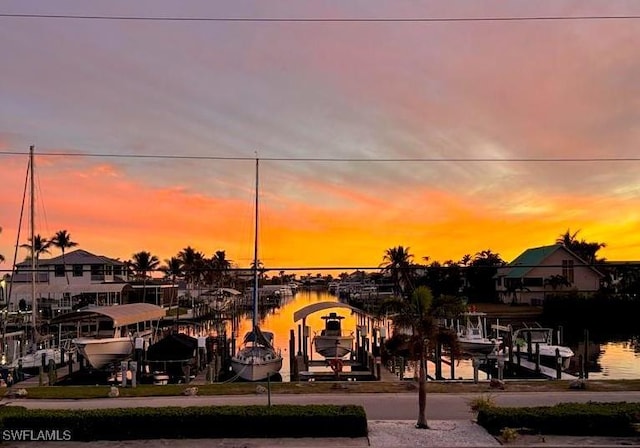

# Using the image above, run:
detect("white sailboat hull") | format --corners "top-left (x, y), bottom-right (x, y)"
top-left (314, 335), bottom-right (354, 358)
top-left (230, 348), bottom-right (283, 382)
top-left (73, 337), bottom-right (134, 370)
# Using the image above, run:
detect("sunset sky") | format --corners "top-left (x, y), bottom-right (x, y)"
top-left (1, 1), bottom-right (640, 275)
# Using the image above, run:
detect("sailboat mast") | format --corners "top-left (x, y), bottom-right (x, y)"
top-left (252, 158), bottom-right (259, 329)
top-left (29, 145), bottom-right (36, 338)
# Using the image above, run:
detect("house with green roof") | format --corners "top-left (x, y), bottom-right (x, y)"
top-left (495, 244), bottom-right (603, 305)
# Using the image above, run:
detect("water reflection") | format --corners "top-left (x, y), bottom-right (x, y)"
top-left (218, 289), bottom-right (640, 381)
top-left (230, 288), bottom-right (359, 381)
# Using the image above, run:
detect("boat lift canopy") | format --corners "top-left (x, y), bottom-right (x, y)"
top-left (50, 303), bottom-right (165, 327)
top-left (293, 301), bottom-right (361, 323)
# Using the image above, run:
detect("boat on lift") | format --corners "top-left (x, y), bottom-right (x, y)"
top-left (313, 312), bottom-right (354, 358)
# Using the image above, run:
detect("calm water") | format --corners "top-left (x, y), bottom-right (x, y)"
top-left (231, 289), bottom-right (640, 381)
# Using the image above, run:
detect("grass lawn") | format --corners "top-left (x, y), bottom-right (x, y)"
top-left (13, 379), bottom-right (640, 400)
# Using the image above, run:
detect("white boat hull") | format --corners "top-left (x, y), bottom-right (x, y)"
top-left (314, 335), bottom-right (354, 358)
top-left (73, 337), bottom-right (134, 370)
top-left (10, 348), bottom-right (66, 371)
top-left (458, 339), bottom-right (499, 356)
top-left (520, 346), bottom-right (574, 369)
top-left (231, 347), bottom-right (283, 381)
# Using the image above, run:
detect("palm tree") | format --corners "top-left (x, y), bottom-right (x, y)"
top-left (50, 230), bottom-right (78, 284)
top-left (379, 286), bottom-right (462, 428)
top-left (210, 250), bottom-right (232, 287)
top-left (380, 246), bottom-right (415, 297)
top-left (20, 233), bottom-right (51, 273)
top-left (178, 246), bottom-right (205, 290)
top-left (128, 251), bottom-right (160, 303)
top-left (159, 257), bottom-right (184, 321)
top-left (556, 229), bottom-right (606, 265)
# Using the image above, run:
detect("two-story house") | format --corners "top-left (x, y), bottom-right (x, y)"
top-left (4, 249), bottom-right (131, 314)
top-left (495, 244), bottom-right (603, 305)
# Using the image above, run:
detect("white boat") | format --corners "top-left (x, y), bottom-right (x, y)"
top-left (52, 303), bottom-right (165, 370)
top-left (512, 326), bottom-right (574, 369)
top-left (313, 312), bottom-right (354, 358)
top-left (230, 159), bottom-right (282, 381)
top-left (455, 312), bottom-right (500, 355)
top-left (231, 327), bottom-right (283, 381)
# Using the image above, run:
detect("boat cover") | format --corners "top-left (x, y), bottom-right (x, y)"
top-left (50, 303), bottom-right (165, 327)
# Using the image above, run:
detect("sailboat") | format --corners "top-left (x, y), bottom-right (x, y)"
top-left (6, 146), bottom-right (68, 373)
top-left (230, 159), bottom-right (283, 381)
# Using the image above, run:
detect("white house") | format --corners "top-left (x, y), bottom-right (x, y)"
top-left (3, 249), bottom-right (131, 313)
top-left (495, 244), bottom-right (603, 305)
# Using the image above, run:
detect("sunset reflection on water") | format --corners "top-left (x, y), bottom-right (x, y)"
top-left (228, 289), bottom-right (640, 381)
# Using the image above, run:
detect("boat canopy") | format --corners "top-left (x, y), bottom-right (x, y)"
top-left (293, 301), bottom-right (360, 322)
top-left (50, 303), bottom-right (165, 327)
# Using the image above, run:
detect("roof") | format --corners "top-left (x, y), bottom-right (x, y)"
top-left (293, 301), bottom-right (361, 322)
top-left (500, 245), bottom-right (563, 278)
top-left (50, 303), bottom-right (165, 327)
top-left (498, 244), bottom-right (603, 278)
top-left (16, 249), bottom-right (125, 268)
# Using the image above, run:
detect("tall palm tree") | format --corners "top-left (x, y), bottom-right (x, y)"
top-left (178, 246), bottom-right (205, 290)
top-left (128, 251), bottom-right (160, 303)
top-left (20, 234), bottom-right (51, 265)
top-left (380, 246), bottom-right (414, 296)
top-left (210, 250), bottom-right (232, 287)
top-left (50, 230), bottom-right (78, 284)
top-left (379, 286), bottom-right (462, 428)
top-left (159, 257), bottom-right (184, 320)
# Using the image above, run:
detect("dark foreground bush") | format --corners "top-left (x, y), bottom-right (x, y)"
top-left (478, 402), bottom-right (640, 436)
top-left (0, 405), bottom-right (367, 441)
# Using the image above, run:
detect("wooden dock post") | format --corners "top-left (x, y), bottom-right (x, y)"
top-left (497, 354), bottom-right (504, 380)
top-left (527, 332), bottom-right (533, 362)
top-left (434, 342), bottom-right (443, 380)
top-left (516, 344), bottom-right (521, 367)
top-left (472, 357), bottom-right (479, 384)
top-left (555, 348), bottom-right (562, 380)
top-left (583, 329), bottom-right (590, 379)
top-left (289, 329), bottom-right (297, 381)
top-left (450, 349), bottom-right (455, 380)
top-left (535, 343), bottom-right (541, 373)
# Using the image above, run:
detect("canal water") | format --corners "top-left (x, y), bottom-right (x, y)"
top-left (239, 289), bottom-right (640, 381)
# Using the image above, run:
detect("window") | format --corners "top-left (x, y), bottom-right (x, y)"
top-left (54, 265), bottom-right (65, 277)
top-left (105, 265), bottom-right (113, 276)
top-left (72, 265), bottom-right (83, 277)
top-left (562, 260), bottom-right (575, 283)
top-left (114, 266), bottom-right (123, 276)
top-left (523, 277), bottom-right (544, 287)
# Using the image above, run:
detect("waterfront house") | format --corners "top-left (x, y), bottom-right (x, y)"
top-left (2, 249), bottom-right (175, 315)
top-left (495, 244), bottom-right (603, 305)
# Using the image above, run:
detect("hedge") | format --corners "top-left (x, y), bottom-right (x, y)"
top-left (0, 404), bottom-right (368, 441)
top-left (477, 402), bottom-right (640, 436)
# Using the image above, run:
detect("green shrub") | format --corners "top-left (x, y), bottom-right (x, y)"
top-left (0, 405), bottom-right (367, 441)
top-left (468, 394), bottom-right (496, 414)
top-left (478, 402), bottom-right (639, 436)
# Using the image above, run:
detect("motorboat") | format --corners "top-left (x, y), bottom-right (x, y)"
top-left (512, 326), bottom-right (574, 369)
top-left (51, 303), bottom-right (165, 370)
top-left (313, 312), bottom-right (354, 358)
top-left (455, 312), bottom-right (500, 355)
